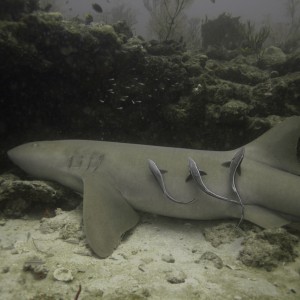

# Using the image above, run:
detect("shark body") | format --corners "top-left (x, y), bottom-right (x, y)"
top-left (8, 117), bottom-right (300, 257)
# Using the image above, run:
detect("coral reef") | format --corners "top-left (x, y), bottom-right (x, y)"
top-left (0, 7), bottom-right (299, 169)
top-left (201, 13), bottom-right (245, 50)
top-left (0, 6), bottom-right (300, 299)
top-left (0, 174), bottom-right (81, 217)
top-left (239, 228), bottom-right (299, 271)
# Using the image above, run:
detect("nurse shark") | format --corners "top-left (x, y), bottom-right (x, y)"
top-left (8, 117), bottom-right (300, 258)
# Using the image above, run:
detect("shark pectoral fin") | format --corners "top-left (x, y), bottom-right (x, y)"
top-left (82, 175), bottom-right (139, 258)
top-left (244, 205), bottom-right (290, 229)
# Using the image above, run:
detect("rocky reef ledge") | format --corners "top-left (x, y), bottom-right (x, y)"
top-left (0, 9), bottom-right (299, 169)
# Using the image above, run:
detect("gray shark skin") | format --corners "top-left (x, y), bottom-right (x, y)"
top-left (7, 116), bottom-right (300, 258)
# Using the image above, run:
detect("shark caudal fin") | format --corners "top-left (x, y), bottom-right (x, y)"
top-left (245, 116), bottom-right (300, 175)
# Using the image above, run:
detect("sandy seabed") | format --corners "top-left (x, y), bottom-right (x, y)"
top-left (0, 206), bottom-right (299, 300)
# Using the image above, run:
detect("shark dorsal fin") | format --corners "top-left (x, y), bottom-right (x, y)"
top-left (245, 116), bottom-right (300, 175)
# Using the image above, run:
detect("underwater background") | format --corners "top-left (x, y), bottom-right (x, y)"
top-left (0, 0), bottom-right (299, 170)
top-left (0, 1), bottom-right (300, 299)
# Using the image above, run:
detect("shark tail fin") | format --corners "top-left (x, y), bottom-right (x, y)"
top-left (245, 116), bottom-right (300, 175)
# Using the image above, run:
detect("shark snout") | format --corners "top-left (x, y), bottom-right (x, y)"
top-left (7, 142), bottom-right (46, 175)
top-left (8, 145), bottom-right (24, 164)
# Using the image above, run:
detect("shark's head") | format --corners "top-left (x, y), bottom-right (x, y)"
top-left (8, 141), bottom-right (84, 191)
top-left (8, 141), bottom-right (68, 180)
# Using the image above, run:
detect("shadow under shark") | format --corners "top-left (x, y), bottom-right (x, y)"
top-left (8, 117), bottom-right (300, 258)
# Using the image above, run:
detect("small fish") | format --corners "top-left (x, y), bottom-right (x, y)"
top-left (188, 158), bottom-right (239, 204)
top-left (229, 147), bottom-right (245, 193)
top-left (229, 147), bottom-right (245, 226)
top-left (92, 3), bottom-right (103, 13)
top-left (148, 160), bottom-right (168, 193)
top-left (148, 159), bottom-right (193, 204)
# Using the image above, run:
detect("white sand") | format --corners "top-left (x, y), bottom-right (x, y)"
top-left (0, 207), bottom-right (299, 300)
